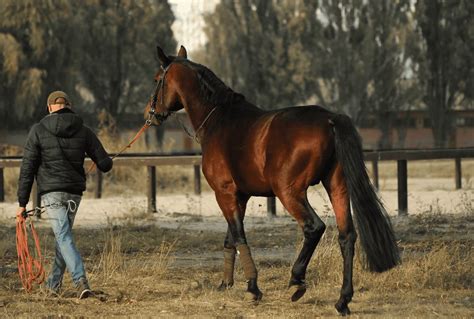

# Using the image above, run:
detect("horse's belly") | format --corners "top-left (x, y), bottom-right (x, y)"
top-left (232, 164), bottom-right (273, 196)
top-left (235, 180), bottom-right (274, 197)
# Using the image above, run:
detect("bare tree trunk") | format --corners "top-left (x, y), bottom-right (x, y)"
top-left (422, 0), bottom-right (454, 148)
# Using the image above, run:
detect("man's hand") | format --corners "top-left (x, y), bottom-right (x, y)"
top-left (16, 207), bottom-right (26, 220)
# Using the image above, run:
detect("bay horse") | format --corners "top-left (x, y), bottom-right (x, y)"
top-left (145, 45), bottom-right (400, 315)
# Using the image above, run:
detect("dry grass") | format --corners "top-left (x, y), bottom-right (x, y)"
top-left (87, 225), bottom-right (176, 293)
top-left (294, 228), bottom-right (472, 292)
top-left (0, 213), bottom-right (472, 317)
top-left (93, 226), bottom-right (126, 282)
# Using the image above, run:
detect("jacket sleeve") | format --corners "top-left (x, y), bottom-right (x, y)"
top-left (85, 127), bottom-right (113, 173)
top-left (17, 125), bottom-right (41, 207)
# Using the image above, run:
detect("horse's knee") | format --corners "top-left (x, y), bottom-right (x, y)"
top-left (338, 228), bottom-right (357, 246)
top-left (303, 220), bottom-right (326, 242)
top-left (224, 229), bottom-right (235, 249)
top-left (226, 213), bottom-right (247, 246)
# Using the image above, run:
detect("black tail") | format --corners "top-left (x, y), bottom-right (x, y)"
top-left (331, 114), bottom-right (400, 272)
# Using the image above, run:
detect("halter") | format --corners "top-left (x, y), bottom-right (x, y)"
top-left (146, 61), bottom-right (219, 143)
top-left (147, 63), bottom-right (173, 126)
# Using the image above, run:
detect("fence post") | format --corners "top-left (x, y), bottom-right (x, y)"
top-left (147, 166), bottom-right (157, 213)
top-left (267, 197), bottom-right (276, 217)
top-left (455, 157), bottom-right (462, 190)
top-left (0, 167), bottom-right (4, 202)
top-left (371, 160), bottom-right (379, 190)
top-left (397, 160), bottom-right (408, 216)
top-left (194, 165), bottom-right (201, 195)
top-left (95, 170), bottom-right (103, 199)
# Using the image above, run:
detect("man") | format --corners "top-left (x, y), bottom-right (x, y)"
top-left (16, 91), bottom-right (113, 299)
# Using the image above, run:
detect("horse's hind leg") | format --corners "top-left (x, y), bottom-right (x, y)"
top-left (323, 162), bottom-right (356, 316)
top-left (215, 191), bottom-right (263, 301)
top-left (277, 191), bottom-right (326, 302)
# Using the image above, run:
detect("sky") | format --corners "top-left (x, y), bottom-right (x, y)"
top-left (168, 0), bottom-right (220, 53)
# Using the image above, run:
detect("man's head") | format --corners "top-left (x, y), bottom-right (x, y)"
top-left (47, 91), bottom-right (71, 113)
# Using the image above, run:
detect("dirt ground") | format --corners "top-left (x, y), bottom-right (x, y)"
top-left (0, 207), bottom-right (473, 318)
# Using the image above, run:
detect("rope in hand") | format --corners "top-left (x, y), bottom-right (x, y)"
top-left (16, 208), bottom-right (45, 292)
top-left (15, 201), bottom-right (77, 292)
top-left (86, 122), bottom-right (151, 174)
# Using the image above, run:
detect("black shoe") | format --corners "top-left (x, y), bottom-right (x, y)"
top-left (76, 278), bottom-right (92, 299)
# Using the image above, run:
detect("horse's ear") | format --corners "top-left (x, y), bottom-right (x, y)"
top-left (156, 46), bottom-right (171, 67)
top-left (177, 45), bottom-right (187, 58)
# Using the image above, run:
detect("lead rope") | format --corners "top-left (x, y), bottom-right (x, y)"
top-left (86, 122), bottom-right (151, 174)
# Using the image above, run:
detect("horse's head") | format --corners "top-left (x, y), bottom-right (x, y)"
top-left (144, 45), bottom-right (188, 125)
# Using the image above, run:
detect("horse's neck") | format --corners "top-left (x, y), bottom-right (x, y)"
top-left (182, 99), bottom-right (214, 130)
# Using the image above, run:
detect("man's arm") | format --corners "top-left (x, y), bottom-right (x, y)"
top-left (17, 125), bottom-right (41, 207)
top-left (85, 127), bottom-right (113, 172)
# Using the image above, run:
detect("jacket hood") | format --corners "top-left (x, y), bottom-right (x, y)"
top-left (40, 110), bottom-right (83, 137)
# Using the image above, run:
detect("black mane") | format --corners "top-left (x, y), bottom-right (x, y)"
top-left (180, 59), bottom-right (245, 107)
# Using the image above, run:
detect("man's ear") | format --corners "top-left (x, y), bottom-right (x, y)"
top-left (157, 46), bottom-right (171, 67)
top-left (177, 45), bottom-right (187, 58)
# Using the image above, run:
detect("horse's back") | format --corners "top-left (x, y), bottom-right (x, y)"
top-left (211, 104), bottom-right (336, 195)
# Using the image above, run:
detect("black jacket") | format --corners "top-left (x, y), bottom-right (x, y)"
top-left (17, 109), bottom-right (112, 206)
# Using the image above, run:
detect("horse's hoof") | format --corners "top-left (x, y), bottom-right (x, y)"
top-left (335, 300), bottom-right (351, 316)
top-left (244, 289), bottom-right (263, 303)
top-left (288, 283), bottom-right (307, 302)
top-left (217, 281), bottom-right (233, 291)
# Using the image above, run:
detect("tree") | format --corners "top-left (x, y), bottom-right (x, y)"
top-left (313, 0), bottom-right (422, 149)
top-left (0, 0), bottom-right (76, 128)
top-left (74, 0), bottom-right (176, 117)
top-left (415, 0), bottom-right (473, 147)
top-left (0, 0), bottom-right (176, 130)
top-left (202, 0), bottom-right (318, 109)
top-left (363, 0), bottom-right (421, 148)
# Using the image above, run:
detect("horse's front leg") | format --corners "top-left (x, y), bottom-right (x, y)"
top-left (215, 191), bottom-right (262, 301)
top-left (217, 227), bottom-right (236, 290)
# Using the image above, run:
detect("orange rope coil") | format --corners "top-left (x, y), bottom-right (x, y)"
top-left (16, 213), bottom-right (45, 292)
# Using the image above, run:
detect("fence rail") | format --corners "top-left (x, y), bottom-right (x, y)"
top-left (1, 148), bottom-right (473, 216)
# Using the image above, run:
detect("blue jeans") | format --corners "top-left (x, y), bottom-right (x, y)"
top-left (42, 192), bottom-right (86, 289)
